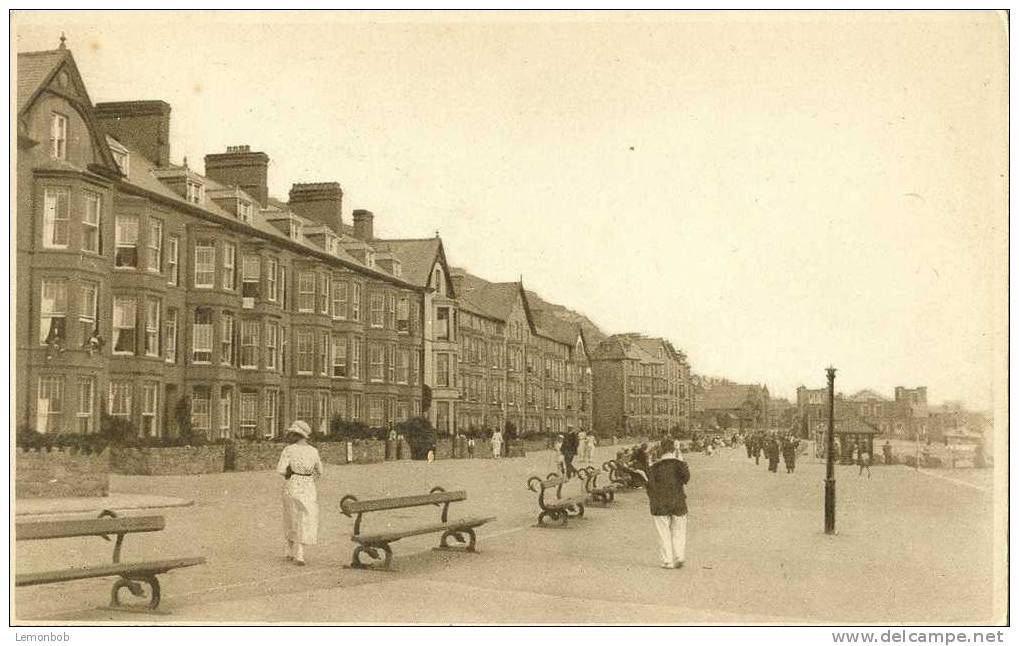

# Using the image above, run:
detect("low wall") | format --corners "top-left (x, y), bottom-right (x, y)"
top-left (232, 442), bottom-right (287, 472)
top-left (111, 445), bottom-right (226, 475)
top-left (16, 448), bottom-right (111, 498)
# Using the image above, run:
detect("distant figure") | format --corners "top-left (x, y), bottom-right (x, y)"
top-left (753, 436), bottom-right (762, 465)
top-left (561, 430), bottom-right (580, 478)
top-left (491, 429), bottom-right (504, 458)
top-left (882, 440), bottom-right (893, 466)
top-left (782, 436), bottom-right (798, 473)
top-left (578, 430), bottom-right (588, 463)
top-left (467, 436), bottom-right (476, 459)
top-left (858, 445), bottom-right (871, 478)
top-left (640, 439), bottom-right (690, 569)
top-left (588, 434), bottom-right (598, 462)
top-left (276, 421), bottom-right (323, 566)
top-left (766, 436), bottom-right (781, 473)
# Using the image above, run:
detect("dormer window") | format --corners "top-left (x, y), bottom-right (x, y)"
top-left (51, 113), bottom-right (68, 160)
top-left (186, 180), bottom-right (204, 205)
top-left (325, 236), bottom-right (338, 255)
top-left (392, 261), bottom-right (402, 278)
top-left (366, 251), bottom-right (375, 268)
top-left (112, 149), bottom-right (130, 176)
top-left (237, 200), bottom-right (252, 223)
top-left (288, 220), bottom-right (302, 239)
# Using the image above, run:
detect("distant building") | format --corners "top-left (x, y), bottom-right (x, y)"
top-left (694, 381), bottom-right (770, 432)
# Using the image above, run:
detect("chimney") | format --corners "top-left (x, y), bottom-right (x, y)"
top-left (352, 209), bottom-right (374, 242)
top-left (288, 183), bottom-right (343, 233)
top-left (450, 272), bottom-right (466, 297)
top-left (204, 145), bottom-right (270, 207)
top-left (93, 100), bottom-right (171, 167)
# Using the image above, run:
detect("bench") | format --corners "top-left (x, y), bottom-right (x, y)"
top-left (339, 486), bottom-right (495, 570)
top-left (15, 511), bottom-right (205, 612)
top-left (579, 466), bottom-right (619, 504)
top-left (526, 472), bottom-right (586, 526)
top-left (604, 459), bottom-right (645, 490)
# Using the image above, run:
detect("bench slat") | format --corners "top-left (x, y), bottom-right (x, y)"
top-left (353, 516), bottom-right (496, 544)
top-left (16, 557), bottom-right (205, 587)
top-left (16, 516), bottom-right (166, 541)
top-left (343, 491), bottom-right (466, 514)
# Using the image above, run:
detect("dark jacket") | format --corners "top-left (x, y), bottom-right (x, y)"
top-left (561, 433), bottom-right (579, 457)
top-left (644, 457), bottom-right (690, 517)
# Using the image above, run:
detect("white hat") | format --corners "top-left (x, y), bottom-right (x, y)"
top-left (288, 420), bottom-right (312, 438)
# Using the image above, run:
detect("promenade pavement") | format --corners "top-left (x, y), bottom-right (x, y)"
top-left (14, 444), bottom-right (999, 624)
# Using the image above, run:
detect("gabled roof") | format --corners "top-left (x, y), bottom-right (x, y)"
top-left (531, 308), bottom-right (580, 345)
top-left (372, 238), bottom-right (443, 288)
top-left (700, 383), bottom-right (766, 411)
top-left (17, 49), bottom-right (68, 115)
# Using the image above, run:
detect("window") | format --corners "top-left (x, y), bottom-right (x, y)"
top-left (264, 389), bottom-right (279, 437)
top-left (238, 200), bottom-right (253, 223)
top-left (332, 394), bottom-right (348, 421)
top-left (369, 343), bottom-right (384, 382)
top-left (191, 386), bottom-right (211, 432)
top-left (144, 297), bottom-right (161, 357)
top-left (194, 242), bottom-right (215, 287)
top-left (240, 320), bottom-right (259, 368)
top-left (166, 236), bottom-right (180, 283)
top-left (436, 401), bottom-right (449, 434)
top-left (109, 381), bottom-right (132, 418)
top-left (331, 281), bottom-right (347, 319)
top-left (332, 336), bottom-right (347, 378)
top-left (220, 314), bottom-right (234, 365)
top-left (39, 279), bottom-right (67, 345)
top-left (436, 353), bottom-right (450, 387)
top-left (351, 284), bottom-right (361, 321)
top-left (437, 307), bottom-right (450, 340)
top-left (318, 332), bottom-right (329, 376)
top-left (242, 255), bottom-right (260, 298)
top-left (317, 274), bottom-right (329, 314)
top-left (369, 398), bottom-right (384, 428)
top-left (370, 292), bottom-right (384, 328)
top-left (42, 187), bottom-right (69, 249)
top-left (222, 243), bottom-right (236, 290)
top-left (294, 391), bottom-right (315, 425)
top-left (350, 394), bottom-right (362, 421)
top-left (112, 297), bottom-right (137, 354)
top-left (147, 218), bottom-right (163, 272)
top-left (82, 190), bottom-right (101, 253)
top-left (265, 321), bottom-right (278, 371)
top-left (411, 352), bottom-right (419, 386)
top-left (280, 266), bottom-right (288, 309)
top-left (114, 215), bottom-right (139, 267)
top-left (385, 294), bottom-right (396, 329)
top-left (51, 113), bottom-right (68, 159)
top-left (240, 391), bottom-right (258, 436)
top-left (112, 148), bottom-right (129, 175)
top-left (76, 377), bottom-right (95, 434)
top-left (350, 338), bottom-right (361, 380)
top-left (317, 392), bottom-right (329, 434)
top-left (397, 349), bottom-right (409, 384)
top-left (266, 259), bottom-right (278, 302)
top-left (186, 180), bottom-right (204, 204)
top-left (396, 297), bottom-right (410, 333)
top-left (296, 331), bottom-right (314, 374)
top-left (37, 376), bottom-right (64, 433)
top-left (387, 344), bottom-right (396, 383)
top-left (141, 382), bottom-right (159, 437)
top-left (298, 272), bottom-right (315, 312)
top-left (165, 308), bottom-right (178, 363)
top-left (191, 308), bottom-right (213, 363)
top-left (219, 386), bottom-right (232, 437)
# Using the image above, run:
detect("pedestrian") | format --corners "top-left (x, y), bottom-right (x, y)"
top-left (638, 438), bottom-right (690, 569)
top-left (467, 435), bottom-right (476, 459)
top-left (578, 430), bottom-right (588, 463)
top-left (746, 434), bottom-right (754, 459)
top-left (858, 445), bottom-right (871, 478)
top-left (752, 435), bottom-right (762, 465)
top-left (491, 428), bottom-right (503, 459)
top-left (767, 435), bottom-right (780, 473)
top-left (276, 420), bottom-right (323, 566)
top-left (782, 436), bottom-right (798, 473)
top-left (588, 433), bottom-right (598, 462)
top-left (882, 440), bottom-right (893, 466)
top-left (562, 430), bottom-right (579, 478)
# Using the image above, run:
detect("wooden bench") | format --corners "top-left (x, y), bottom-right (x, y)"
top-left (526, 472), bottom-right (586, 526)
top-left (604, 459), bottom-right (645, 490)
top-left (15, 512), bottom-right (205, 612)
top-left (339, 486), bottom-right (495, 570)
top-left (579, 466), bottom-right (619, 504)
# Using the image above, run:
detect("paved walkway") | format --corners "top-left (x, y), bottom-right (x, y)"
top-left (16, 494), bottom-right (193, 518)
top-left (13, 445), bottom-right (999, 624)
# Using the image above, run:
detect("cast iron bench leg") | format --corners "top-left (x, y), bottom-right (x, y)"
top-left (110, 574), bottom-right (161, 611)
top-left (437, 527), bottom-right (477, 552)
top-left (351, 543), bottom-right (393, 569)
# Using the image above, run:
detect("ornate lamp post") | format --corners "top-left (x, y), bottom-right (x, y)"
top-left (824, 366), bottom-right (837, 535)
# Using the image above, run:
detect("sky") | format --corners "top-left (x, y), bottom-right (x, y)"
top-left (14, 11), bottom-right (1008, 409)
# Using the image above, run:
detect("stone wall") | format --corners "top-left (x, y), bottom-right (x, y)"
top-left (16, 448), bottom-right (110, 498)
top-left (111, 445), bottom-right (226, 475)
top-left (232, 442), bottom-right (287, 472)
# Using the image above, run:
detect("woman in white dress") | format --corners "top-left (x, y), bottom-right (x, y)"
top-left (276, 420), bottom-right (323, 566)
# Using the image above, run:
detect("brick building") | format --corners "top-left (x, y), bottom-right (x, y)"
top-left (589, 334), bottom-right (691, 437)
top-left (451, 270), bottom-right (593, 436)
top-left (693, 381), bottom-right (770, 432)
top-left (16, 43), bottom-right (454, 438)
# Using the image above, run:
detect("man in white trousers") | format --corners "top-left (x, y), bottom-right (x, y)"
top-left (640, 438), bottom-right (691, 569)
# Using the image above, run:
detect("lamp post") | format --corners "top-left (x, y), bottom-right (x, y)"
top-left (824, 366), bottom-right (837, 535)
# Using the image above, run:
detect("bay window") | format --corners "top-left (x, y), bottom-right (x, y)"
top-left (242, 255), bottom-right (260, 298)
top-left (194, 241), bottom-right (215, 288)
top-left (112, 296), bottom-right (137, 354)
top-left (82, 190), bottom-right (101, 253)
top-left (144, 297), bottom-right (161, 357)
top-left (37, 376), bottom-right (64, 433)
top-left (222, 243), bottom-right (236, 290)
top-left (147, 218), bottom-right (162, 272)
top-left (240, 319), bottom-right (259, 368)
top-left (39, 279), bottom-right (67, 345)
top-left (191, 308), bottom-right (213, 363)
top-left (114, 214), bottom-right (139, 267)
top-left (191, 386), bottom-right (211, 433)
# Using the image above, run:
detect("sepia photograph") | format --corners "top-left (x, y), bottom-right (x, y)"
top-left (7, 8), bottom-right (1010, 632)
